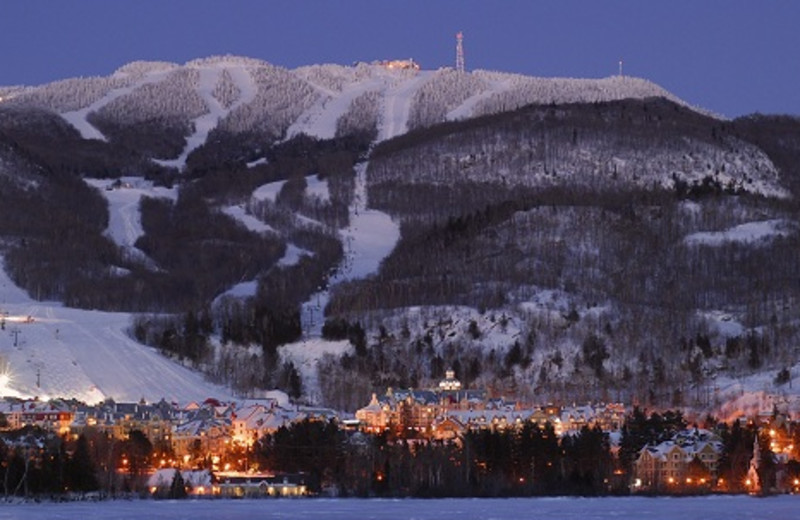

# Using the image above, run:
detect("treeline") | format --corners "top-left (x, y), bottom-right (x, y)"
top-left (258, 410), bottom-right (791, 497)
top-left (0, 425), bottom-right (161, 498)
top-left (260, 418), bottom-right (616, 497)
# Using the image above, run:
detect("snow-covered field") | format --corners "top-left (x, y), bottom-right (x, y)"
top-left (0, 496), bottom-right (797, 520)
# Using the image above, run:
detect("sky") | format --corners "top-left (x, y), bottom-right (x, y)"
top-left (0, 0), bottom-right (798, 118)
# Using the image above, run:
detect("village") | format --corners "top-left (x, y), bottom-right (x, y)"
top-left (1, 369), bottom-right (799, 498)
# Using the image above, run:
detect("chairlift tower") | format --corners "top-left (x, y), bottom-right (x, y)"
top-left (456, 31), bottom-right (465, 73)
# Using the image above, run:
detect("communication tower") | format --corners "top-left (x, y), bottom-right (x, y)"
top-left (456, 31), bottom-right (465, 73)
top-left (619, 58), bottom-right (624, 77)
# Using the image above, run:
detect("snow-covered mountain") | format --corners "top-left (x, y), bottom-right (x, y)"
top-left (2, 55), bottom-right (800, 415)
top-left (2, 55), bottom-right (701, 171)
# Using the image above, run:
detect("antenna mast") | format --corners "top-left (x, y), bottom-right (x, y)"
top-left (456, 31), bottom-right (465, 73)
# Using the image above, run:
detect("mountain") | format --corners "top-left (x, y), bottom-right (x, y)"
top-left (1, 55), bottom-right (800, 412)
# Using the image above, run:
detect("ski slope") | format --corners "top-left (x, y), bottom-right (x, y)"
top-left (447, 78), bottom-right (514, 121)
top-left (684, 219), bottom-right (793, 246)
top-left (378, 71), bottom-right (433, 141)
top-left (287, 75), bottom-right (382, 140)
top-left (300, 162), bottom-right (400, 337)
top-left (85, 177), bottom-right (178, 249)
top-left (154, 62), bottom-right (257, 171)
top-left (0, 259), bottom-right (234, 403)
top-left (60, 71), bottom-right (172, 141)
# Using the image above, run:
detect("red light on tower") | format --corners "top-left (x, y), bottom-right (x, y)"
top-left (456, 32), bottom-right (465, 73)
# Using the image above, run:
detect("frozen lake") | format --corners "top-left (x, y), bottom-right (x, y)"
top-left (0, 495), bottom-right (796, 520)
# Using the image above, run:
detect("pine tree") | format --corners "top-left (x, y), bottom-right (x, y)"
top-left (168, 469), bottom-right (187, 499)
top-left (66, 434), bottom-right (99, 493)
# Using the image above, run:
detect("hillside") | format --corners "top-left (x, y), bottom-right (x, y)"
top-left (1, 56), bottom-right (800, 412)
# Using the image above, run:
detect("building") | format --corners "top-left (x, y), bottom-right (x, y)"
top-left (633, 429), bottom-right (723, 491)
top-left (0, 398), bottom-right (74, 435)
top-left (378, 58), bottom-right (420, 71)
top-left (216, 472), bottom-right (309, 497)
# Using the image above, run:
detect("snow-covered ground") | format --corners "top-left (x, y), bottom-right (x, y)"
top-left (279, 244), bottom-right (312, 267)
top-left (287, 74), bottom-right (384, 140)
top-left (447, 77), bottom-right (513, 121)
top-left (378, 71), bottom-right (433, 141)
top-left (154, 62), bottom-right (257, 171)
top-left (0, 495), bottom-right (797, 520)
top-left (300, 162), bottom-right (400, 338)
top-left (85, 177), bottom-right (178, 250)
top-left (304, 174), bottom-right (330, 202)
top-left (684, 219), bottom-right (794, 246)
top-left (60, 71), bottom-right (172, 141)
top-left (0, 259), bottom-right (234, 403)
top-left (279, 338), bottom-right (352, 403)
top-left (221, 204), bottom-right (275, 235)
top-left (252, 179), bottom-right (286, 203)
top-left (277, 161), bottom-right (399, 398)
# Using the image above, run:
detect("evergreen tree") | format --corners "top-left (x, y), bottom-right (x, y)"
top-left (66, 434), bottom-right (99, 493)
top-left (168, 469), bottom-right (187, 499)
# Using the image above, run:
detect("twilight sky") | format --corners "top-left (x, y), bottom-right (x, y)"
top-left (1, 0), bottom-right (798, 118)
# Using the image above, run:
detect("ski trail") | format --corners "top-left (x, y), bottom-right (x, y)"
top-left (378, 71), bottom-right (433, 142)
top-left (446, 78), bottom-right (514, 121)
top-left (154, 63), bottom-right (258, 171)
top-left (301, 162), bottom-right (400, 335)
top-left (84, 178), bottom-right (178, 249)
top-left (287, 77), bottom-right (384, 140)
top-left (60, 71), bottom-right (172, 141)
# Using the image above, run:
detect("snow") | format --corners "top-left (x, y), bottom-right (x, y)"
top-left (221, 204), bottom-right (275, 235)
top-left (699, 310), bottom-right (745, 338)
top-left (279, 338), bottom-right (352, 402)
top-left (287, 74), bottom-right (383, 140)
top-left (305, 174), bottom-right (330, 202)
top-left (214, 280), bottom-right (259, 303)
top-left (378, 71), bottom-right (433, 141)
top-left (684, 219), bottom-right (793, 246)
top-left (153, 62), bottom-right (257, 171)
top-left (278, 244), bottom-right (311, 267)
top-left (0, 496), bottom-right (797, 520)
top-left (0, 258), bottom-right (234, 404)
top-left (446, 77), bottom-right (513, 121)
top-left (60, 71), bottom-right (172, 141)
top-left (301, 162), bottom-right (400, 336)
top-left (212, 244), bottom-right (309, 305)
top-left (246, 157), bottom-right (268, 168)
top-left (85, 177), bottom-right (178, 250)
top-left (252, 180), bottom-right (286, 203)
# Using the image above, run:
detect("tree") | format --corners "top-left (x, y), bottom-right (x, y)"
top-left (775, 367), bottom-right (791, 386)
top-left (168, 469), bottom-right (187, 499)
top-left (66, 434), bottom-right (99, 493)
top-left (582, 334), bottom-right (609, 380)
top-left (278, 362), bottom-right (303, 399)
